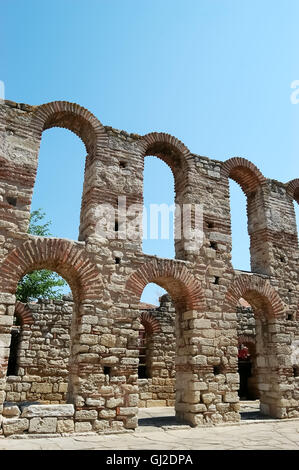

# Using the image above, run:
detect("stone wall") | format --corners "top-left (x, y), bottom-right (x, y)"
top-left (2, 404), bottom-right (75, 436)
top-left (5, 297), bottom-right (73, 403)
top-left (138, 295), bottom-right (176, 407)
top-left (0, 99), bottom-right (298, 436)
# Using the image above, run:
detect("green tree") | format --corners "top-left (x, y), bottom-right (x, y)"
top-left (16, 209), bottom-right (68, 303)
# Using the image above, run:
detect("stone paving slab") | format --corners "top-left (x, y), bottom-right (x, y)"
top-left (0, 417), bottom-right (299, 450)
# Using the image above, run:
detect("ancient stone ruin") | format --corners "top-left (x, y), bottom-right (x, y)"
top-left (0, 99), bottom-right (298, 437)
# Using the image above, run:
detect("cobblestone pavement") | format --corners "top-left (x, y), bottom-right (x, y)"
top-left (0, 404), bottom-right (299, 450)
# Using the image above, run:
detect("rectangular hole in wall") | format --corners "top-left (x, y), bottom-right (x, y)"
top-left (6, 196), bottom-right (17, 207)
top-left (138, 365), bottom-right (148, 379)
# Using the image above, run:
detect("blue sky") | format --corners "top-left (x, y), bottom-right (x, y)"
top-left (1, 0), bottom-right (299, 304)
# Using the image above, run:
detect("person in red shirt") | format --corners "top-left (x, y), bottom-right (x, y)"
top-left (238, 343), bottom-right (249, 360)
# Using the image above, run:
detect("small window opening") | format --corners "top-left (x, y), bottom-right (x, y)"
top-left (6, 196), bottom-right (17, 207)
top-left (115, 257), bottom-right (121, 265)
top-left (138, 325), bottom-right (149, 379)
top-left (115, 220), bottom-right (119, 232)
top-left (210, 241), bottom-right (217, 250)
top-left (280, 256), bottom-right (286, 263)
top-left (213, 365), bottom-right (222, 375)
top-left (293, 367), bottom-right (299, 378)
top-left (104, 366), bottom-right (111, 376)
top-left (7, 328), bottom-right (21, 376)
top-left (214, 276), bottom-right (220, 285)
top-left (119, 161), bottom-right (127, 169)
top-left (206, 221), bottom-right (214, 229)
top-left (138, 365), bottom-right (148, 379)
top-left (287, 314), bottom-right (293, 321)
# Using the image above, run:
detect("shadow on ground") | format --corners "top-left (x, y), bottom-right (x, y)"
top-left (240, 411), bottom-right (275, 421)
top-left (137, 402), bottom-right (277, 429)
top-left (138, 415), bottom-right (188, 428)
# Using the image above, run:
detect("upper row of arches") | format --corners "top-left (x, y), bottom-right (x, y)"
top-left (31, 101), bottom-right (299, 199)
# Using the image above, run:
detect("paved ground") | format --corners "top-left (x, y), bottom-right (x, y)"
top-left (0, 402), bottom-right (299, 450)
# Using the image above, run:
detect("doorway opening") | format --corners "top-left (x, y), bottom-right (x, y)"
top-left (137, 287), bottom-right (187, 429)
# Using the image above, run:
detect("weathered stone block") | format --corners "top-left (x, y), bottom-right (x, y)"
top-left (201, 393), bottom-right (215, 405)
top-left (3, 405), bottom-right (20, 418)
top-left (80, 334), bottom-right (99, 345)
top-left (57, 419), bottom-right (75, 433)
top-left (58, 383), bottom-right (69, 393)
top-left (190, 355), bottom-right (207, 366)
top-left (99, 409), bottom-right (116, 418)
top-left (118, 407), bottom-right (138, 416)
top-left (100, 334), bottom-right (116, 347)
top-left (191, 319), bottom-right (211, 329)
top-left (74, 421), bottom-right (92, 432)
top-left (31, 383), bottom-right (53, 394)
top-left (75, 410), bottom-right (98, 420)
top-left (224, 392), bottom-right (239, 403)
top-left (3, 418), bottom-right (29, 436)
top-left (29, 417), bottom-right (57, 434)
top-left (93, 419), bottom-right (110, 432)
top-left (127, 394), bottom-right (139, 406)
top-left (86, 398), bottom-right (105, 407)
top-left (146, 400), bottom-right (166, 407)
top-left (22, 404), bottom-right (74, 418)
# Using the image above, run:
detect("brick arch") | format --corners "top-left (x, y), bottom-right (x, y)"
top-left (0, 237), bottom-right (102, 303)
top-left (224, 275), bottom-right (285, 318)
top-left (138, 132), bottom-right (194, 194)
top-left (14, 301), bottom-right (34, 326)
top-left (140, 311), bottom-right (161, 334)
top-left (286, 179), bottom-right (299, 204)
top-left (125, 259), bottom-right (205, 313)
top-left (31, 101), bottom-right (108, 155)
top-left (221, 157), bottom-right (266, 195)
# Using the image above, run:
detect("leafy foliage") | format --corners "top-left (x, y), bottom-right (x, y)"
top-left (16, 209), bottom-right (68, 303)
top-left (28, 209), bottom-right (52, 236)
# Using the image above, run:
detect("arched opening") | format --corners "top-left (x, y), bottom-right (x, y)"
top-left (224, 273), bottom-right (290, 419)
top-left (236, 299), bottom-right (258, 404)
top-left (143, 156), bottom-right (175, 259)
top-left (229, 180), bottom-right (251, 271)
top-left (31, 127), bottom-right (85, 240)
top-left (140, 133), bottom-right (193, 261)
top-left (31, 102), bottom-right (108, 241)
top-left (138, 288), bottom-right (177, 427)
top-left (5, 270), bottom-right (74, 405)
top-left (140, 283), bottom-right (167, 306)
top-left (238, 341), bottom-right (256, 400)
top-left (0, 237), bottom-right (102, 416)
top-left (125, 262), bottom-right (206, 427)
top-left (126, 260), bottom-right (209, 427)
top-left (138, 324), bottom-right (149, 379)
top-left (222, 158), bottom-right (266, 274)
top-left (6, 314), bottom-right (21, 377)
top-left (16, 268), bottom-right (68, 303)
top-left (234, 290), bottom-right (280, 419)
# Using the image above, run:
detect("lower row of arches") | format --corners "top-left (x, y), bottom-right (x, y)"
top-left (4, 274), bottom-right (298, 424)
